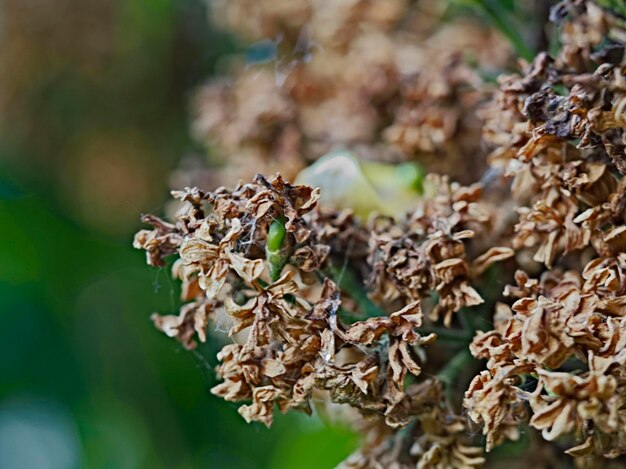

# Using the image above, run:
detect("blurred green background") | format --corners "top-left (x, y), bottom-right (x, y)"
top-left (0, 0), bottom-right (355, 467)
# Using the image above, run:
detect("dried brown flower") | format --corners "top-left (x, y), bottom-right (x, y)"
top-left (368, 175), bottom-right (511, 326)
top-left (467, 264), bottom-right (626, 459)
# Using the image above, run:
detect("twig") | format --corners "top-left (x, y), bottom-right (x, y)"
top-left (326, 263), bottom-right (381, 318)
top-left (437, 348), bottom-right (474, 402)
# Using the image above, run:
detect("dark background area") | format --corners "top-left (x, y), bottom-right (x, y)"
top-left (0, 0), bottom-right (355, 467)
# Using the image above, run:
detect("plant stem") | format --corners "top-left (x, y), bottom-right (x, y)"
top-left (425, 326), bottom-right (473, 343)
top-left (326, 265), bottom-right (475, 345)
top-left (487, 1), bottom-right (534, 60)
top-left (598, 0), bottom-right (626, 18)
top-left (326, 263), bottom-right (381, 318)
top-left (437, 349), bottom-right (474, 402)
top-left (464, 0), bottom-right (534, 61)
top-left (458, 308), bottom-right (472, 331)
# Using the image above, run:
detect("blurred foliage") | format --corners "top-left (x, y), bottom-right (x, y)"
top-left (0, 0), bottom-right (355, 467)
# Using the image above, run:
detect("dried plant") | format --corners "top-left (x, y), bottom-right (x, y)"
top-left (136, 1), bottom-right (626, 467)
top-left (190, 0), bottom-right (511, 186)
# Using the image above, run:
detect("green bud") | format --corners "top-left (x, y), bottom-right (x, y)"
top-left (266, 217), bottom-right (288, 282)
top-left (266, 217), bottom-right (286, 253)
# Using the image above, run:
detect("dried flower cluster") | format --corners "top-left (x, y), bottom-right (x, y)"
top-left (135, 171), bottom-right (510, 466)
top-left (136, 0), bottom-right (626, 467)
top-left (191, 0), bottom-right (510, 186)
top-left (467, 0), bottom-right (626, 466)
top-left (368, 174), bottom-right (513, 327)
